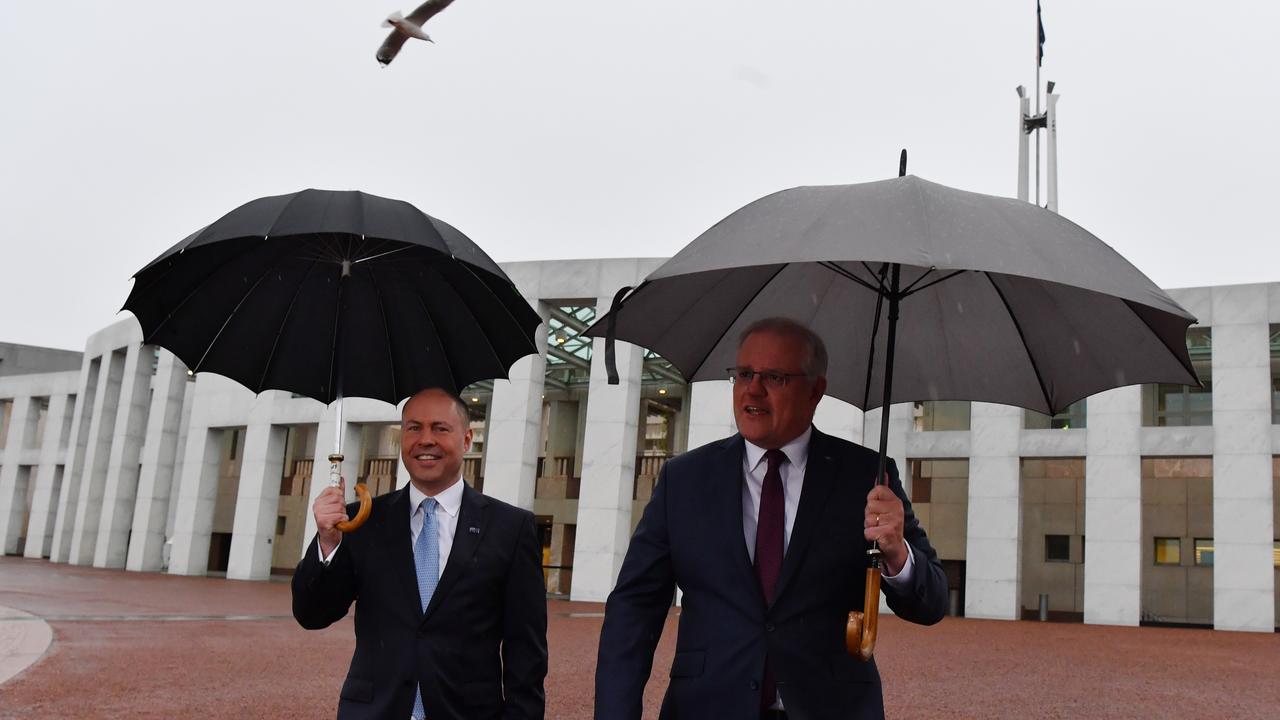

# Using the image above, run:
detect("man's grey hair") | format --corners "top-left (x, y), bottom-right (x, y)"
top-left (738, 317), bottom-right (828, 379)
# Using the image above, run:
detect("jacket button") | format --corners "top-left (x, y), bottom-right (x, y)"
top-left (749, 680), bottom-right (759, 691)
top-left (765, 623), bottom-right (775, 632)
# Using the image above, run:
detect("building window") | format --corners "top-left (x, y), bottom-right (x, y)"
top-left (0, 400), bottom-right (11, 450)
top-left (1142, 327), bottom-right (1212, 426)
top-left (1193, 538), bottom-right (1214, 566)
top-left (1270, 324), bottom-right (1279, 425)
top-left (911, 470), bottom-right (932, 503)
top-left (1025, 400), bottom-right (1087, 430)
top-left (913, 401), bottom-right (971, 431)
top-left (1045, 534), bottom-right (1071, 563)
top-left (1154, 537), bottom-right (1181, 565)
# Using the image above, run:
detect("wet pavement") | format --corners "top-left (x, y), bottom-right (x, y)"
top-left (1, 556), bottom-right (1277, 719)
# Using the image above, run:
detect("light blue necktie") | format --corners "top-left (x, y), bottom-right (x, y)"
top-left (411, 497), bottom-right (439, 720)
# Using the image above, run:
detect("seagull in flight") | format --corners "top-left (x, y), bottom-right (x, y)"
top-left (376, 0), bottom-right (459, 66)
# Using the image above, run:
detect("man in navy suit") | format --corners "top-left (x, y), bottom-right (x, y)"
top-left (595, 318), bottom-right (947, 720)
top-left (293, 387), bottom-right (547, 720)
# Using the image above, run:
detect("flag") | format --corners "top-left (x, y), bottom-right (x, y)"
top-left (1038, 1), bottom-right (1046, 66)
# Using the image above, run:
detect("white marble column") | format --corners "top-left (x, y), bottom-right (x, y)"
top-left (1083, 385), bottom-right (1143, 626)
top-left (964, 402), bottom-right (1023, 620)
top-left (50, 356), bottom-right (99, 564)
top-left (860, 403), bottom-right (912, 487)
top-left (163, 381), bottom-right (197, 544)
top-left (395, 455), bottom-right (411, 490)
top-left (167, 426), bottom-right (225, 576)
top-left (69, 350), bottom-right (127, 565)
top-left (127, 350), bottom-right (189, 571)
top-left (227, 422), bottom-right (288, 581)
top-left (93, 343), bottom-right (153, 568)
top-left (686, 381), bottom-right (735, 450)
top-left (484, 305), bottom-right (548, 509)
top-left (570, 332), bottom-right (644, 602)
top-left (300, 405), bottom-right (362, 556)
top-left (1209, 285), bottom-right (1274, 632)
top-left (813, 396), bottom-right (864, 445)
top-left (24, 393), bottom-right (72, 559)
top-left (0, 396), bottom-right (37, 553)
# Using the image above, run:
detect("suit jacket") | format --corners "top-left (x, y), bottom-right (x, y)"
top-left (292, 482), bottom-right (548, 720)
top-left (595, 427), bottom-right (947, 720)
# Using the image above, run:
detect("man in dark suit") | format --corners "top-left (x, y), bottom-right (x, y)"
top-left (293, 387), bottom-right (547, 720)
top-left (595, 318), bottom-right (948, 720)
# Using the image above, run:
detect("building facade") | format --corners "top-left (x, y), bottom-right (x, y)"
top-left (1, 260), bottom-right (1277, 632)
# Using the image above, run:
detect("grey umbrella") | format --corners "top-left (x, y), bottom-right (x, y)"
top-left (591, 174), bottom-right (1197, 414)
top-left (585, 164), bottom-right (1200, 659)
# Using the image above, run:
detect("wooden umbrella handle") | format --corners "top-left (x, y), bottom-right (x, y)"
top-left (845, 566), bottom-right (882, 661)
top-left (335, 483), bottom-right (372, 532)
top-left (328, 453), bottom-right (372, 533)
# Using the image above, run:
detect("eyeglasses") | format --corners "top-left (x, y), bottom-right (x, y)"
top-left (726, 367), bottom-right (809, 389)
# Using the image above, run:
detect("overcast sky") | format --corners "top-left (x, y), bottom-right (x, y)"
top-left (3, 1), bottom-right (1277, 351)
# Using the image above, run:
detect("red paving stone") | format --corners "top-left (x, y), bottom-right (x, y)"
top-left (1, 556), bottom-right (1277, 719)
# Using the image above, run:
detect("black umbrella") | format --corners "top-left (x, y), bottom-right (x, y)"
top-left (125, 188), bottom-right (541, 530)
top-left (587, 159), bottom-right (1199, 658)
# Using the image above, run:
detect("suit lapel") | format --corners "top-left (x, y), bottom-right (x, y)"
top-left (772, 428), bottom-right (838, 606)
top-left (717, 435), bottom-right (761, 603)
top-left (421, 483), bottom-right (488, 625)
top-left (380, 486), bottom-right (421, 621)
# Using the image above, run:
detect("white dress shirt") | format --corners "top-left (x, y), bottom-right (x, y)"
top-left (740, 426), bottom-right (915, 582)
top-left (318, 475), bottom-right (466, 573)
top-left (406, 476), bottom-right (464, 578)
top-left (742, 426), bottom-right (916, 710)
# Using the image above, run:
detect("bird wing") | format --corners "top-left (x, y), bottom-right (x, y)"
top-left (405, 0), bottom-right (457, 26)
top-left (376, 29), bottom-right (411, 65)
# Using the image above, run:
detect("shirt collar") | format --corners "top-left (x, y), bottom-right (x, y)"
top-left (743, 425), bottom-right (812, 474)
top-left (406, 475), bottom-right (465, 519)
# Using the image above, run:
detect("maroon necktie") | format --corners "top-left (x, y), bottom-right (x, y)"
top-left (754, 448), bottom-right (786, 710)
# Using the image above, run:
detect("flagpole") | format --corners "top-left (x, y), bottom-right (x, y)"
top-left (1034, 1), bottom-right (1042, 207)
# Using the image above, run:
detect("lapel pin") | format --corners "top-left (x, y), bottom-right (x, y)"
top-left (469, 526), bottom-right (480, 534)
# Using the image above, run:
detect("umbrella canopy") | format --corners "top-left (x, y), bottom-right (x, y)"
top-left (124, 188), bottom-right (541, 405)
top-left (586, 175), bottom-right (1199, 415)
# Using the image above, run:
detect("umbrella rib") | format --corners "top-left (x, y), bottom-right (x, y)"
top-left (688, 263), bottom-right (790, 378)
top-left (353, 244), bottom-right (412, 265)
top-left (861, 264), bottom-right (890, 408)
top-left (819, 261), bottom-right (883, 295)
top-left (255, 257), bottom-right (321, 393)
top-left (364, 263), bottom-right (399, 403)
top-left (985, 273), bottom-right (1054, 413)
top-left (902, 269), bottom-right (968, 298)
top-left (1120, 299), bottom-right (1201, 385)
top-left (192, 259), bottom-right (284, 374)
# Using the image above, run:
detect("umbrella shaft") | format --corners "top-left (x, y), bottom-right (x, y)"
top-left (329, 396), bottom-right (344, 488)
top-left (874, 265), bottom-right (901, 489)
top-left (869, 265), bottom-right (901, 563)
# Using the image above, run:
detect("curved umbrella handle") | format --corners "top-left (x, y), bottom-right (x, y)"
top-left (845, 565), bottom-right (882, 661)
top-left (336, 483), bottom-right (372, 532)
top-left (327, 453), bottom-right (373, 532)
